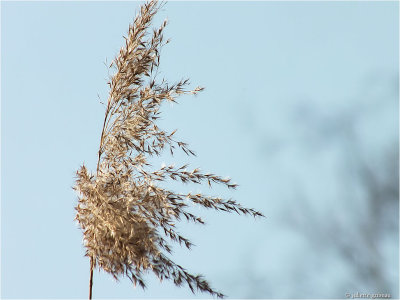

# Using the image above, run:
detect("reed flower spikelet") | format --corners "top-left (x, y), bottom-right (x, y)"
top-left (74, 0), bottom-right (264, 298)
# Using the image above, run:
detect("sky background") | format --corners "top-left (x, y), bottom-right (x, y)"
top-left (2, 1), bottom-right (399, 299)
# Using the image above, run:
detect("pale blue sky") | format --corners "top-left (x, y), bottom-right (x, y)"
top-left (2, 1), bottom-right (398, 299)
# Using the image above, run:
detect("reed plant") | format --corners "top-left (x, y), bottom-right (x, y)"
top-left (73, 1), bottom-right (264, 298)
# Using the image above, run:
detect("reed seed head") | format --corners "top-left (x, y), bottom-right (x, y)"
top-left (74, 1), bottom-right (264, 297)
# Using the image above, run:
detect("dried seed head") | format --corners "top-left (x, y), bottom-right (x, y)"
top-left (74, 0), bottom-right (264, 298)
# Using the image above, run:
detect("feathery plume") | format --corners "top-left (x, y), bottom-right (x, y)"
top-left (74, 1), bottom-right (264, 298)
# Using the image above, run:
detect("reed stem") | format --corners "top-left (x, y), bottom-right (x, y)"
top-left (89, 257), bottom-right (94, 300)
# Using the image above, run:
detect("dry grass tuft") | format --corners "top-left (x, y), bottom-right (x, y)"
top-left (74, 0), bottom-right (264, 298)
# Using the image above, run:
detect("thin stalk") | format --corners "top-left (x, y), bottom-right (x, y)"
top-left (97, 98), bottom-right (112, 173)
top-left (89, 257), bottom-right (94, 300)
top-left (90, 96), bottom-right (112, 299)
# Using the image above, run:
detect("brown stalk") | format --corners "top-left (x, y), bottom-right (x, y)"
top-left (89, 97), bottom-right (112, 299)
top-left (89, 257), bottom-right (94, 299)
